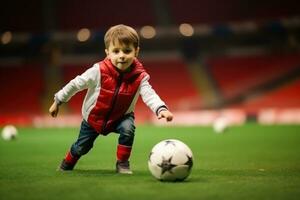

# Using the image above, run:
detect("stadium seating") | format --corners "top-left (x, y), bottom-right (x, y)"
top-left (0, 0), bottom-right (42, 32)
top-left (233, 79), bottom-right (300, 113)
top-left (168, 0), bottom-right (300, 24)
top-left (142, 59), bottom-right (202, 109)
top-left (206, 53), bottom-right (300, 114)
top-left (0, 63), bottom-right (44, 115)
top-left (1, 0), bottom-right (300, 126)
top-left (207, 53), bottom-right (300, 99)
top-left (2, 0), bottom-right (300, 32)
top-left (57, 0), bottom-right (156, 30)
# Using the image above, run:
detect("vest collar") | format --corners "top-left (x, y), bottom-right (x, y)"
top-left (102, 58), bottom-right (146, 80)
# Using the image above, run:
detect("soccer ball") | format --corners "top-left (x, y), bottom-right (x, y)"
top-left (148, 139), bottom-right (193, 181)
top-left (213, 116), bottom-right (228, 133)
top-left (1, 125), bottom-right (18, 141)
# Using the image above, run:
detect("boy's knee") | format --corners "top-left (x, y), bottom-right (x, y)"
top-left (120, 124), bottom-right (135, 138)
top-left (118, 124), bottom-right (135, 146)
top-left (71, 144), bottom-right (93, 156)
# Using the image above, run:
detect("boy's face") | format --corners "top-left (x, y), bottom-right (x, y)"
top-left (105, 40), bottom-right (139, 71)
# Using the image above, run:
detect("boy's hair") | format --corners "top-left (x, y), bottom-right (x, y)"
top-left (104, 24), bottom-right (139, 49)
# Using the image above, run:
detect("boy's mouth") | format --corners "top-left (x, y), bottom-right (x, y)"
top-left (117, 62), bottom-right (127, 65)
top-left (117, 62), bottom-right (127, 68)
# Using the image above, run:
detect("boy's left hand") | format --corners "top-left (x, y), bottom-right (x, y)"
top-left (158, 110), bottom-right (173, 122)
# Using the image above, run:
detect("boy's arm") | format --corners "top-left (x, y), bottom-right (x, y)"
top-left (55, 65), bottom-right (98, 103)
top-left (49, 64), bottom-right (99, 117)
top-left (140, 76), bottom-right (173, 122)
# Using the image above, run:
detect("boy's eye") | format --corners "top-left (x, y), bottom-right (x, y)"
top-left (124, 49), bottom-right (132, 54)
top-left (113, 49), bottom-right (119, 53)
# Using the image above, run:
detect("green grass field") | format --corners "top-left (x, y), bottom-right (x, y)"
top-left (1, 124), bottom-right (300, 200)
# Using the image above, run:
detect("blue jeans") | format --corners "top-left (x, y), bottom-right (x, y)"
top-left (70, 113), bottom-right (135, 157)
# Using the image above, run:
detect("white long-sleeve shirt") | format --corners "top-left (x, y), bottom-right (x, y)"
top-left (55, 62), bottom-right (167, 122)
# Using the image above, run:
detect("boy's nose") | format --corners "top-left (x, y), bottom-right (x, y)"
top-left (119, 53), bottom-right (125, 59)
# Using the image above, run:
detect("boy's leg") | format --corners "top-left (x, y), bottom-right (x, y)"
top-left (115, 113), bottom-right (135, 174)
top-left (59, 120), bottom-right (99, 171)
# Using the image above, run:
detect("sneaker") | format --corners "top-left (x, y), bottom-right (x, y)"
top-left (57, 159), bottom-right (75, 171)
top-left (116, 160), bottom-right (133, 174)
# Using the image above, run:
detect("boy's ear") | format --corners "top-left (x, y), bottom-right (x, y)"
top-left (135, 47), bottom-right (140, 57)
top-left (105, 49), bottom-right (109, 56)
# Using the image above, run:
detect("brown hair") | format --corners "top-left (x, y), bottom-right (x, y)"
top-left (104, 24), bottom-right (139, 49)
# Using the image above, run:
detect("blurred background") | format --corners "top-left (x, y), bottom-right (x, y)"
top-left (0, 0), bottom-right (300, 127)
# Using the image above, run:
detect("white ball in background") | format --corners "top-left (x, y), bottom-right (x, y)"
top-left (213, 116), bottom-right (228, 133)
top-left (1, 125), bottom-right (18, 141)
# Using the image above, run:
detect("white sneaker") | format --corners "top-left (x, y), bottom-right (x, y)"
top-left (116, 160), bottom-right (133, 174)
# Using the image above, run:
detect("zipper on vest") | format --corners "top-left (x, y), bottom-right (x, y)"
top-left (101, 74), bottom-right (123, 133)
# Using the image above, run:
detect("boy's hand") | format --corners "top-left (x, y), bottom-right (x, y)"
top-left (158, 110), bottom-right (173, 122)
top-left (49, 101), bottom-right (59, 117)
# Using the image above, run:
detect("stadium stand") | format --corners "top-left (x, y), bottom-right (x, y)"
top-left (233, 78), bottom-right (300, 113)
top-left (0, 63), bottom-right (44, 114)
top-left (57, 0), bottom-right (156, 30)
top-left (207, 53), bottom-right (300, 99)
top-left (0, 0), bottom-right (42, 32)
top-left (168, 0), bottom-right (300, 24)
top-left (1, 0), bottom-right (299, 125)
top-left (0, 63), bottom-right (44, 125)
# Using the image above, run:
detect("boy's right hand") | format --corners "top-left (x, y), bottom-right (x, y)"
top-left (49, 101), bottom-right (59, 117)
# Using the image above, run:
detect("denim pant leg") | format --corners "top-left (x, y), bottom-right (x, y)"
top-left (70, 120), bottom-right (99, 157)
top-left (115, 113), bottom-right (136, 146)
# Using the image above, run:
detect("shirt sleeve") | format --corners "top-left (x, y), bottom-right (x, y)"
top-left (139, 75), bottom-right (168, 115)
top-left (55, 64), bottom-right (99, 103)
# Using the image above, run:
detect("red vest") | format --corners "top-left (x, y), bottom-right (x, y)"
top-left (87, 58), bottom-right (148, 134)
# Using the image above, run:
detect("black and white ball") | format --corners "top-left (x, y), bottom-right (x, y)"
top-left (148, 139), bottom-right (193, 181)
top-left (1, 125), bottom-right (18, 141)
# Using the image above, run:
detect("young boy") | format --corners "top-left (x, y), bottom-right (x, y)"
top-left (49, 24), bottom-right (173, 174)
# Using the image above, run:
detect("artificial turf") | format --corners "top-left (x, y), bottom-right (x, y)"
top-left (0, 124), bottom-right (300, 200)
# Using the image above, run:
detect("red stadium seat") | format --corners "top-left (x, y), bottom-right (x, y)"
top-left (208, 53), bottom-right (300, 99)
top-left (0, 63), bottom-right (44, 115)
